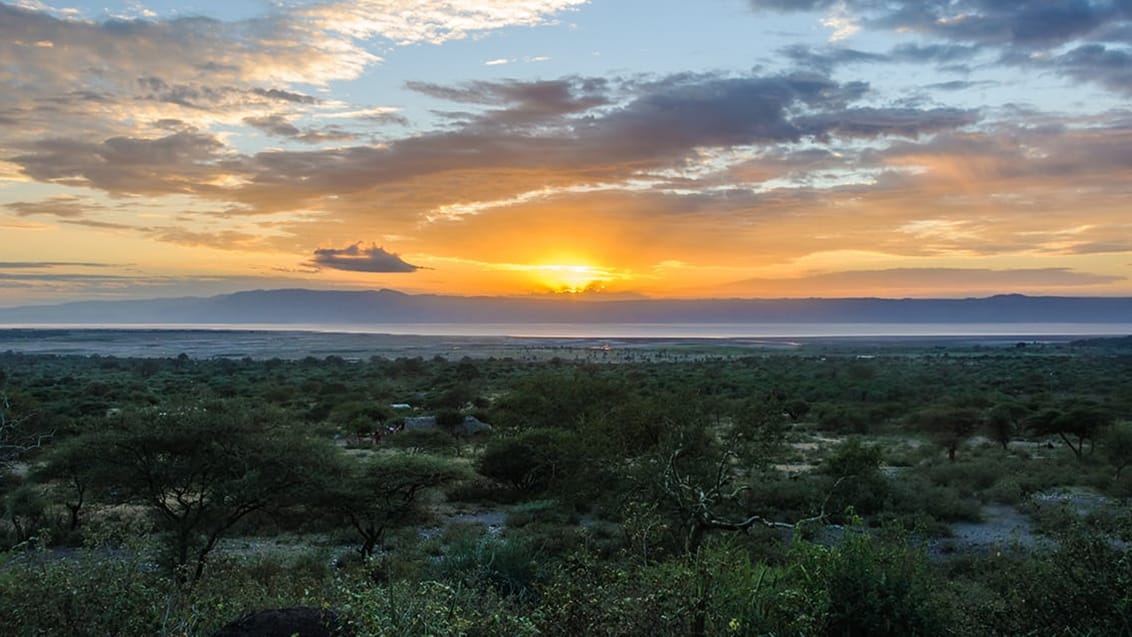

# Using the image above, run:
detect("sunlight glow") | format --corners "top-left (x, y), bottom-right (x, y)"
top-left (531, 263), bottom-right (614, 294)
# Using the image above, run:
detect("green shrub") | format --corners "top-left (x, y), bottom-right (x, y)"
top-left (439, 535), bottom-right (542, 601)
top-left (782, 532), bottom-right (951, 637)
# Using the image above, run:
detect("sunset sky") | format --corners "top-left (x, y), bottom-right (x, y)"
top-left (2, 0), bottom-right (1131, 305)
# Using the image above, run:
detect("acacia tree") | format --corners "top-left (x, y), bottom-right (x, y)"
top-left (987, 402), bottom-right (1029, 450)
top-left (84, 405), bottom-right (335, 583)
top-left (477, 429), bottom-right (578, 495)
top-left (33, 436), bottom-right (92, 532)
top-left (1028, 404), bottom-right (1113, 460)
top-left (328, 453), bottom-right (468, 557)
top-left (913, 407), bottom-right (982, 462)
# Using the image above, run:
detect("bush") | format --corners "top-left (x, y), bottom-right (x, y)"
top-left (782, 532), bottom-right (951, 637)
top-left (962, 522), bottom-right (1132, 635)
top-left (477, 429), bottom-right (579, 495)
top-left (822, 438), bottom-right (889, 516)
top-left (0, 548), bottom-right (167, 636)
top-left (440, 535), bottom-right (543, 601)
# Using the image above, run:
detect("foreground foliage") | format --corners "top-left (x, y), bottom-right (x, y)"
top-left (0, 343), bottom-right (1130, 635)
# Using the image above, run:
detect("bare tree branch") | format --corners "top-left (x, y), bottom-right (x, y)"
top-left (661, 448), bottom-right (846, 553)
top-left (0, 388), bottom-right (52, 469)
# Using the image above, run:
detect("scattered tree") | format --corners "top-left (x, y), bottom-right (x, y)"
top-left (328, 453), bottom-right (468, 557)
top-left (82, 405), bottom-right (334, 582)
top-left (1028, 404), bottom-right (1113, 460)
top-left (914, 407), bottom-right (982, 461)
top-left (478, 429), bottom-right (578, 495)
top-left (986, 402), bottom-right (1028, 450)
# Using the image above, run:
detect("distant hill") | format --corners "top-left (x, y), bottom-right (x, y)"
top-left (0, 289), bottom-right (1130, 325)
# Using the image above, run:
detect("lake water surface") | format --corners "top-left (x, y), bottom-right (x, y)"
top-left (0, 323), bottom-right (1128, 360)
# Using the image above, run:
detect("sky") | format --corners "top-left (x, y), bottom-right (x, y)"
top-left (2, 0), bottom-right (1132, 305)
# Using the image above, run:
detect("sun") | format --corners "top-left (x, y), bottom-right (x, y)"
top-left (532, 263), bottom-right (613, 294)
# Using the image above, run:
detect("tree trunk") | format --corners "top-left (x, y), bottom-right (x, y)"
top-left (359, 535), bottom-right (377, 557)
top-left (67, 503), bottom-right (80, 531)
top-left (1059, 433), bottom-right (1084, 460)
top-left (174, 530), bottom-right (191, 585)
top-left (685, 522), bottom-right (706, 555)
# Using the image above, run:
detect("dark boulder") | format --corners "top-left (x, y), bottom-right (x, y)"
top-left (211, 607), bottom-right (355, 637)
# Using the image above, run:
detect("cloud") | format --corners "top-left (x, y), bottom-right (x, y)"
top-left (0, 0), bottom-right (579, 179)
top-left (800, 107), bottom-right (978, 139)
top-left (750, 0), bottom-right (1124, 47)
top-left (406, 76), bottom-right (610, 128)
top-left (821, 3), bottom-right (859, 42)
top-left (1049, 44), bottom-right (1132, 94)
top-left (748, 0), bottom-right (1132, 94)
top-left (10, 131), bottom-right (228, 195)
top-left (778, 44), bottom-right (887, 72)
top-left (243, 114), bottom-right (358, 143)
top-left (5, 195), bottom-right (93, 218)
top-left (1067, 241), bottom-right (1132, 254)
top-left (0, 261), bottom-right (119, 269)
top-left (144, 228), bottom-right (264, 251)
top-left (207, 70), bottom-right (986, 222)
top-left (310, 243), bottom-right (423, 273)
top-left (243, 115), bottom-right (303, 138)
top-left (298, 0), bottom-right (589, 46)
top-left (321, 106), bottom-right (408, 125)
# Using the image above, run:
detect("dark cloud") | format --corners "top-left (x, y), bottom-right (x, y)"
top-left (10, 131), bottom-right (227, 195)
top-left (251, 88), bottom-right (319, 104)
top-left (751, 0), bottom-right (1126, 47)
top-left (5, 197), bottom-right (91, 219)
top-left (884, 1), bottom-right (1107, 46)
top-left (0, 262), bottom-right (118, 269)
top-left (923, 80), bottom-right (999, 91)
top-left (750, 0), bottom-right (1132, 94)
top-left (779, 45), bottom-right (887, 72)
top-left (407, 77), bottom-right (610, 129)
top-left (143, 228), bottom-right (262, 250)
top-left (889, 43), bottom-right (984, 65)
top-left (61, 218), bottom-right (136, 230)
top-left (295, 127), bottom-right (357, 144)
top-left (0, 272), bottom-right (136, 282)
top-left (343, 110), bottom-right (409, 126)
top-left (1050, 44), bottom-right (1132, 94)
top-left (243, 114), bottom-right (359, 143)
top-left (243, 115), bottom-right (302, 138)
top-left (135, 78), bottom-right (326, 112)
top-left (310, 243), bottom-right (423, 273)
top-left (579, 73), bottom-right (871, 155)
top-left (800, 107), bottom-right (979, 139)
top-left (1067, 241), bottom-right (1132, 254)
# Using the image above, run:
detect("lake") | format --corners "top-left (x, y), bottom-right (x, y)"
top-left (0, 323), bottom-right (1128, 360)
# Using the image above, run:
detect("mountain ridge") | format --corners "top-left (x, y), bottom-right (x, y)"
top-left (0, 289), bottom-right (1129, 325)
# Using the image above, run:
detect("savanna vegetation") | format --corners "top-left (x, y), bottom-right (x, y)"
top-left (1, 337), bottom-right (1131, 635)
